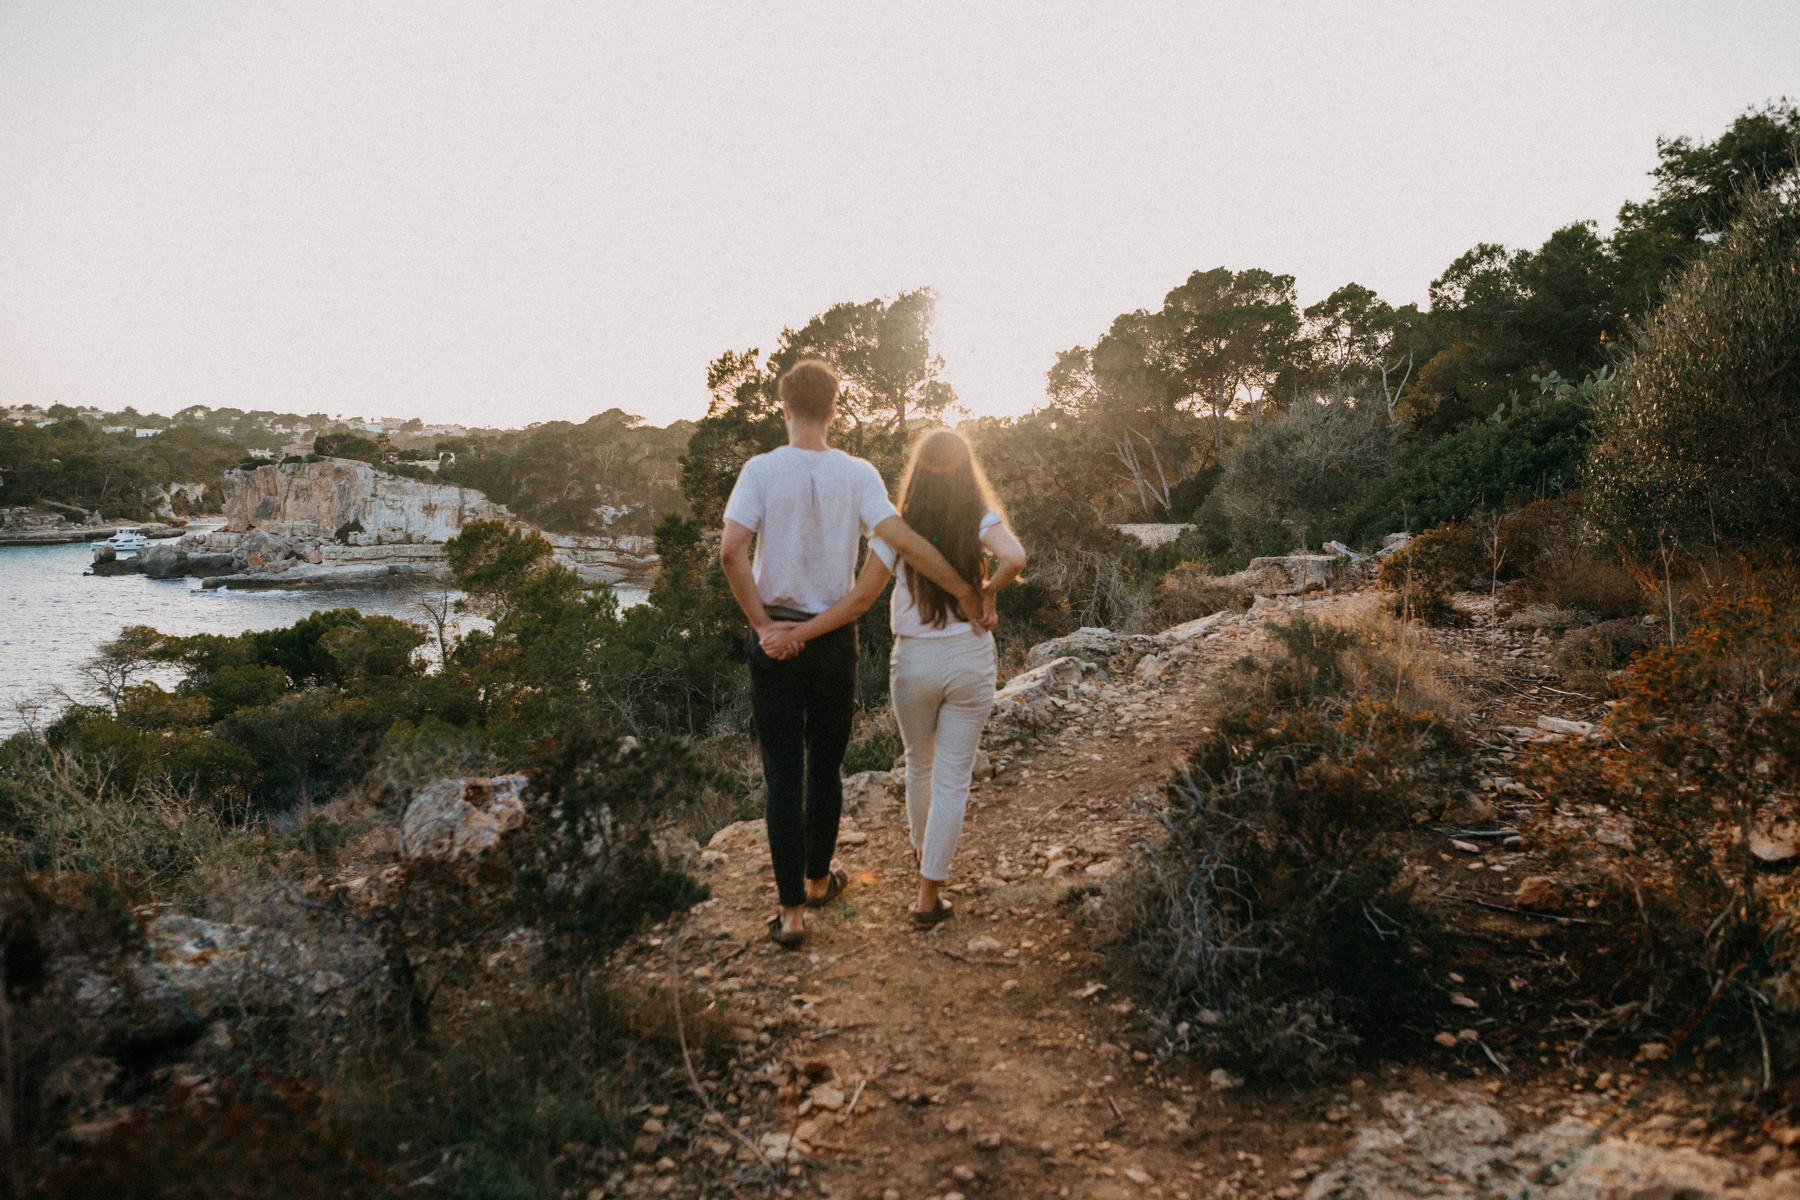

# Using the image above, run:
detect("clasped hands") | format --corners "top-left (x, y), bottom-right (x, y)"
top-left (758, 591), bottom-right (998, 661)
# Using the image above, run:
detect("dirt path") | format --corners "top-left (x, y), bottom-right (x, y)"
top-left (603, 595), bottom-right (1793, 1200)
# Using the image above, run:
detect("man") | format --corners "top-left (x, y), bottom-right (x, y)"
top-left (720, 359), bottom-right (993, 947)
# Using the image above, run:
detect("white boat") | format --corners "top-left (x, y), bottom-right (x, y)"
top-left (102, 528), bottom-right (145, 553)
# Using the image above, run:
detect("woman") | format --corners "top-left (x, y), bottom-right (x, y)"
top-left (761, 429), bottom-right (1026, 927)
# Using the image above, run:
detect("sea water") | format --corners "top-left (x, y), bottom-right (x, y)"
top-left (0, 541), bottom-right (647, 735)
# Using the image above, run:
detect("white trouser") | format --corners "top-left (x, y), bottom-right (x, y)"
top-left (889, 632), bottom-right (997, 882)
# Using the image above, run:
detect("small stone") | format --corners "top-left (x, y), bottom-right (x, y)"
top-left (1512, 876), bottom-right (1565, 912)
top-left (809, 1084), bottom-right (845, 1111)
top-left (839, 831), bottom-right (868, 844)
top-left (1434, 1032), bottom-right (1459, 1048)
top-left (1449, 993), bottom-right (1480, 1009)
top-left (953, 1164), bottom-right (977, 1181)
top-left (655, 1156), bottom-right (676, 1172)
top-left (1637, 1042), bottom-right (1671, 1063)
top-left (1124, 1166), bottom-right (1153, 1185)
top-left (967, 937), bottom-right (1003, 955)
top-left (1000, 979), bottom-right (1020, 992)
top-left (1085, 857), bottom-right (1127, 879)
top-left (944, 1117), bottom-right (967, 1135)
top-left (649, 1104), bottom-right (669, 1117)
top-left (1451, 840), bottom-right (1481, 854)
top-left (975, 1132), bottom-right (1003, 1149)
top-left (641, 1118), bottom-right (665, 1135)
top-left (1209, 1068), bottom-right (1244, 1091)
top-left (1458, 1029), bottom-right (1479, 1042)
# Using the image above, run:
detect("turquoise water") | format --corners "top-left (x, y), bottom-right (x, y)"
top-left (0, 541), bottom-right (646, 735)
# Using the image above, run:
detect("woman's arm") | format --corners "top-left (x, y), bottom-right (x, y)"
top-left (981, 522), bottom-right (1027, 597)
top-left (760, 553), bottom-right (893, 659)
top-left (871, 515), bottom-right (993, 630)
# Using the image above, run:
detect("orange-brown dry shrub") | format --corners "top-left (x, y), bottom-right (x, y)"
top-left (1518, 594), bottom-right (1800, 1038)
top-left (1494, 492), bottom-right (1583, 573)
top-left (1378, 523), bottom-right (1486, 624)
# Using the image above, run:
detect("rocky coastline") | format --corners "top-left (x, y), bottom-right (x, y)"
top-left (79, 458), bottom-right (661, 590)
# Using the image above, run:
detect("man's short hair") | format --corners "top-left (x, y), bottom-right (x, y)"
top-left (778, 360), bottom-right (839, 422)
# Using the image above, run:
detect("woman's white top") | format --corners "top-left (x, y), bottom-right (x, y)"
top-left (868, 510), bottom-right (1004, 638)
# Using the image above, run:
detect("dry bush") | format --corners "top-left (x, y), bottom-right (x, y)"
top-left (1335, 596), bottom-right (1472, 718)
top-left (1518, 592), bottom-right (1800, 1071)
top-left (1140, 561), bottom-right (1250, 632)
top-left (1031, 544), bottom-right (1146, 631)
top-left (1126, 701), bottom-right (1466, 1081)
top-left (1228, 604), bottom-right (1467, 720)
top-left (1553, 618), bottom-right (1664, 691)
top-left (1524, 555), bottom-right (1649, 621)
top-left (0, 746), bottom-right (229, 905)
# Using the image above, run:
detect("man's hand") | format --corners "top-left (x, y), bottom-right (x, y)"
top-left (759, 621), bottom-right (804, 660)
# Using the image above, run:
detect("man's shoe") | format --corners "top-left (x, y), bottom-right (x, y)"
top-left (805, 869), bottom-right (848, 908)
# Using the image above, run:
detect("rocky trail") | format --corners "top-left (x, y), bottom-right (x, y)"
top-left (594, 595), bottom-right (1800, 1200)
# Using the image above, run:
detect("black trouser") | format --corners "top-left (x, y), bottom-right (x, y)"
top-left (747, 622), bottom-right (858, 909)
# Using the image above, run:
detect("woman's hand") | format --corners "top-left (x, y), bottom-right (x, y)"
top-left (759, 623), bottom-right (806, 660)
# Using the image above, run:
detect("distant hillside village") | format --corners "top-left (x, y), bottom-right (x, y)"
top-left (0, 402), bottom-right (692, 535)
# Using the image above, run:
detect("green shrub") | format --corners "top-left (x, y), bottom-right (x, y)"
top-left (1586, 181), bottom-right (1800, 552)
top-left (1229, 613), bottom-right (1358, 708)
top-left (1128, 701), bottom-right (1466, 1080)
top-left (842, 708), bottom-right (904, 775)
top-left (1335, 372), bottom-right (1598, 548)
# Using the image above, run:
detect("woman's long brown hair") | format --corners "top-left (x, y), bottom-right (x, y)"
top-left (896, 429), bottom-right (1006, 629)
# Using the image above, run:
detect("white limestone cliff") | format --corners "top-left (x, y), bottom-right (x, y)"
top-left (222, 458), bottom-right (507, 544)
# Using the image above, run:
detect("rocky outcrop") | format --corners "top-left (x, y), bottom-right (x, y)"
top-left (1236, 554), bottom-right (1344, 596)
top-left (1112, 523), bottom-right (1196, 549)
top-left (544, 531), bottom-right (660, 586)
top-left (400, 774), bottom-right (530, 859)
top-left (1024, 627), bottom-right (1159, 672)
top-left (209, 460), bottom-right (659, 589)
top-left (222, 457), bottom-right (506, 544)
top-left (985, 655), bottom-right (1106, 749)
top-left (1305, 1089), bottom-right (1798, 1200)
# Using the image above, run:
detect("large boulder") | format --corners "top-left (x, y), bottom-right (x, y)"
top-left (1023, 627), bottom-right (1157, 672)
top-left (400, 774), bottom-right (530, 858)
top-left (1237, 554), bottom-right (1342, 596)
top-left (145, 914), bottom-right (379, 1019)
top-left (1302, 1090), bottom-right (1798, 1200)
top-left (984, 655), bottom-right (1103, 749)
top-left (184, 552), bottom-right (239, 579)
top-left (1154, 610), bottom-right (1235, 647)
top-left (138, 544), bottom-right (188, 579)
top-left (233, 530), bottom-right (297, 572)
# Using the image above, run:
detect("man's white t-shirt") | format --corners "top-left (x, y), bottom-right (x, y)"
top-left (869, 510), bottom-right (1003, 638)
top-left (722, 445), bottom-right (900, 615)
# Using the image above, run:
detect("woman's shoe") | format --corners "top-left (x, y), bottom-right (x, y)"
top-left (805, 868), bottom-right (848, 908)
top-left (911, 897), bottom-right (954, 929)
top-left (767, 914), bottom-right (806, 948)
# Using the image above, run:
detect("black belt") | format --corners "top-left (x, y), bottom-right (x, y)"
top-left (764, 605), bottom-right (817, 623)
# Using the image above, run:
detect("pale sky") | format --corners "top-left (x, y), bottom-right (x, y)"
top-left (2, 2), bottom-right (1795, 429)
